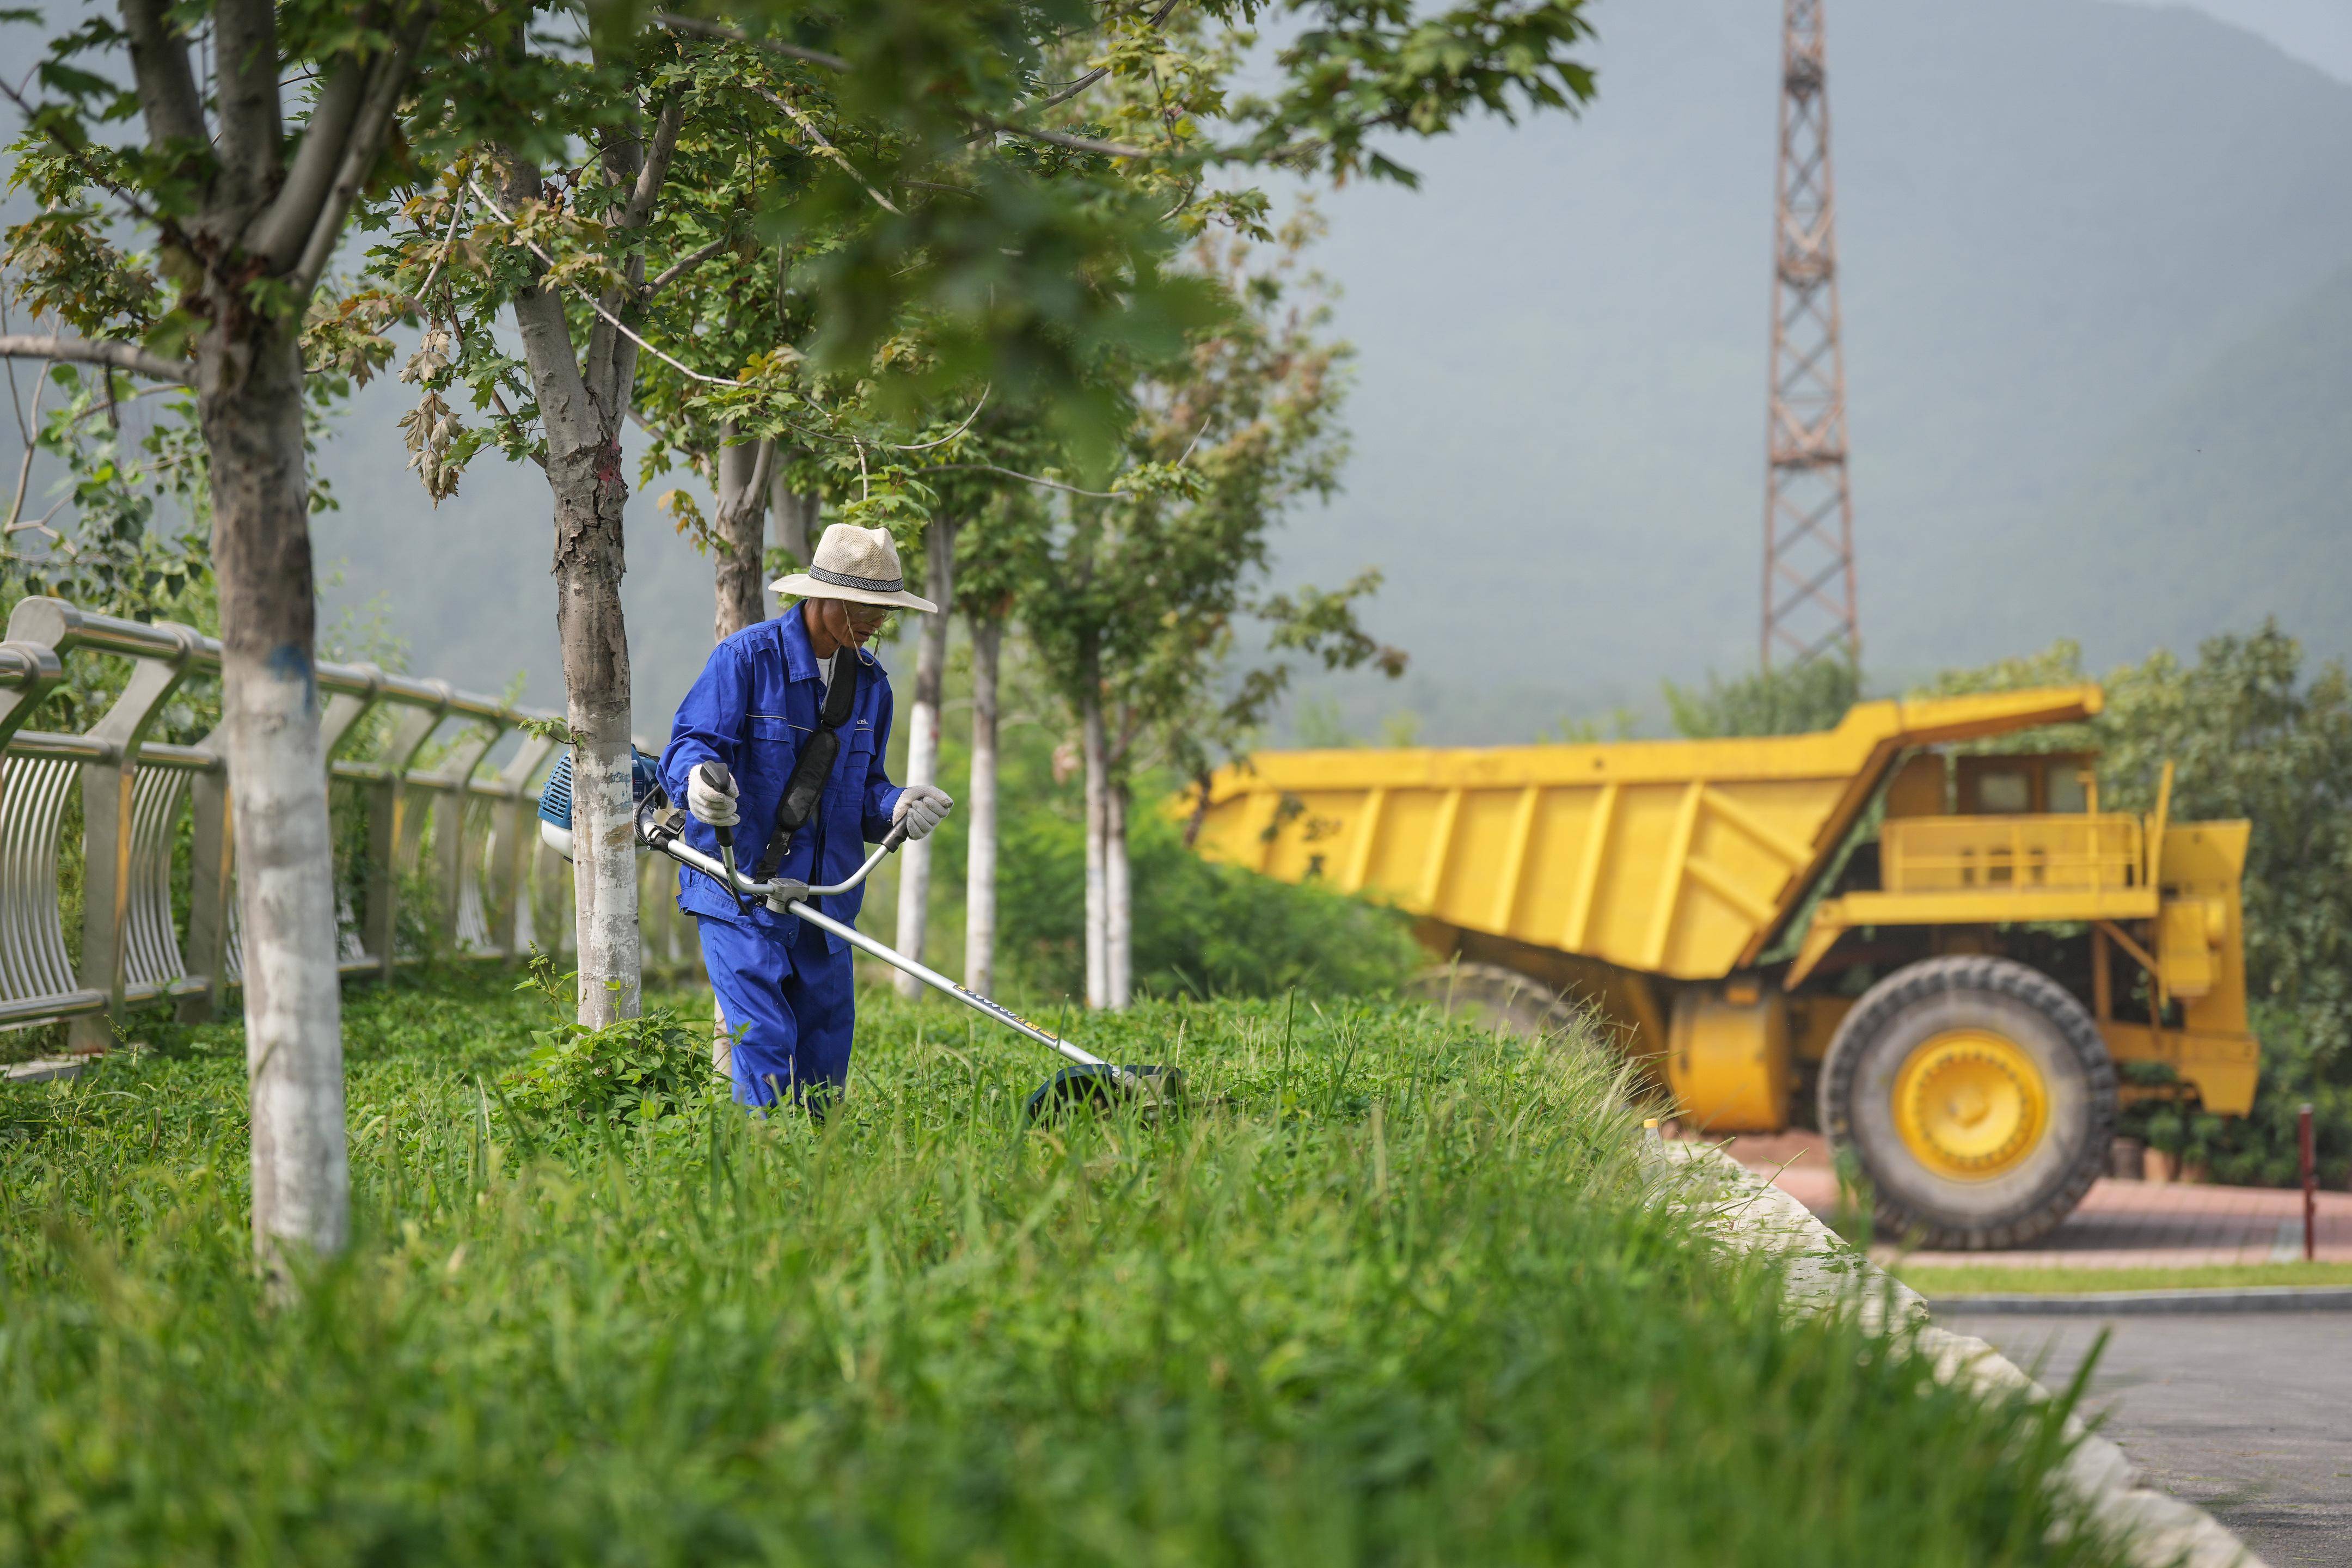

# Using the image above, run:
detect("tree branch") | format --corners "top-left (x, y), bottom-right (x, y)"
top-left (749, 434), bottom-right (776, 517)
top-left (249, 59), bottom-right (370, 268)
top-left (1022, 0), bottom-right (1184, 115)
top-left (5, 367), bottom-right (49, 535)
top-left (651, 13), bottom-right (847, 71)
top-left (642, 234), bottom-right (732, 298)
top-left (618, 91), bottom-right (688, 236)
top-left (749, 83), bottom-right (900, 214)
top-left (970, 115), bottom-right (1150, 160)
top-left (586, 91), bottom-right (687, 408)
top-left (926, 461), bottom-right (1126, 499)
top-left (119, 0), bottom-right (207, 151)
top-left (290, 5), bottom-right (437, 298)
top-left (492, 148), bottom-right (602, 457)
top-left (0, 335), bottom-right (189, 383)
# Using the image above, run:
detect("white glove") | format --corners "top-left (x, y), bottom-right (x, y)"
top-left (687, 761), bottom-right (739, 829)
top-left (892, 782), bottom-right (953, 841)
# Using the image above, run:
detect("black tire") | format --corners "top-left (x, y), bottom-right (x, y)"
top-left (1818, 955), bottom-right (2114, 1251)
top-left (1405, 963), bottom-right (1583, 1040)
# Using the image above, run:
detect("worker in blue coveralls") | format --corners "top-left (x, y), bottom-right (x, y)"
top-left (660, 523), bottom-right (953, 1112)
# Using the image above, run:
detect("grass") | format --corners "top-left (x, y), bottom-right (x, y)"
top-left (0, 965), bottom-right (2139, 1566)
top-left (1899, 1261), bottom-right (2352, 1296)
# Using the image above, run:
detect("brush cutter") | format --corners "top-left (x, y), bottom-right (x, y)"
top-left (627, 780), bottom-right (1180, 1119)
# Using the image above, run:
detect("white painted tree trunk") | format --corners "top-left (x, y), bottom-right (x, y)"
top-left (569, 728), bottom-right (641, 1026)
top-left (200, 314), bottom-right (349, 1265)
top-left (497, 119), bottom-right (678, 1028)
top-left (893, 521), bottom-right (954, 997)
top-left (963, 612), bottom-right (1001, 997)
top-left (1105, 776), bottom-right (1131, 1010)
top-left (226, 646), bottom-right (348, 1259)
top-left (1081, 669), bottom-right (1108, 1009)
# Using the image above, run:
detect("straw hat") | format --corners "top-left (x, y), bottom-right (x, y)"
top-left (770, 523), bottom-right (938, 613)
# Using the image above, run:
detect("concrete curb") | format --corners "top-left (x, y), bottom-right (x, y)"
top-left (1653, 1141), bottom-right (2267, 1568)
top-left (1933, 1284), bottom-right (2352, 1316)
top-left (3, 1057), bottom-right (85, 1085)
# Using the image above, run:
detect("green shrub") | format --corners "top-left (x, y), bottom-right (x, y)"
top-left (996, 803), bottom-right (1427, 1001)
top-left (1664, 657), bottom-right (1862, 738)
top-left (498, 955), bottom-right (722, 1125)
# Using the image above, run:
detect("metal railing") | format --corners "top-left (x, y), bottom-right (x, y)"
top-left (1881, 813), bottom-right (2146, 897)
top-left (0, 595), bottom-right (690, 1050)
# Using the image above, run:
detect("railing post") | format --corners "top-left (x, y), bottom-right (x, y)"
top-left (316, 681), bottom-right (384, 970)
top-left (69, 623), bottom-right (199, 1052)
top-left (429, 720), bottom-right (501, 950)
top-left (363, 695), bottom-right (449, 982)
top-left (490, 734), bottom-right (555, 957)
top-left (179, 742), bottom-right (234, 1024)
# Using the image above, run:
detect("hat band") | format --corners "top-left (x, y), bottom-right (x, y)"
top-left (808, 564), bottom-right (904, 594)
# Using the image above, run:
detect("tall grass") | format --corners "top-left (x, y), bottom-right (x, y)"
top-left (0, 969), bottom-right (2128, 1565)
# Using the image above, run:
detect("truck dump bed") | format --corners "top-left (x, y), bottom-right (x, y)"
top-left (1189, 686), bottom-right (2103, 982)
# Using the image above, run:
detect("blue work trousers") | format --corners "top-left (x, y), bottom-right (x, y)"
top-left (700, 916), bottom-right (857, 1110)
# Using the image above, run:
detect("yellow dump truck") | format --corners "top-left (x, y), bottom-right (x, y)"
top-left (1187, 686), bottom-right (2259, 1248)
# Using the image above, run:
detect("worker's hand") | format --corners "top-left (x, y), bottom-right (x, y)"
top-left (892, 783), bottom-right (953, 841)
top-left (688, 761), bottom-right (740, 829)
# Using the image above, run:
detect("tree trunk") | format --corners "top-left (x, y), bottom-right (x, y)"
top-left (505, 266), bottom-right (641, 1027)
top-left (770, 467), bottom-right (818, 565)
top-left (1080, 644), bottom-right (1108, 1009)
top-left (549, 437), bottom-right (640, 1027)
top-left (893, 519), bottom-right (955, 998)
top-left (1105, 775), bottom-right (1131, 1009)
top-left (200, 308), bottom-right (348, 1264)
top-left (963, 610), bottom-right (1001, 996)
top-left (713, 428), bottom-right (773, 640)
top-left (499, 118), bottom-right (675, 1028)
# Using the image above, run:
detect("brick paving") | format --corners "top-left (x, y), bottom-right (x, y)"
top-left (1677, 1129), bottom-right (2352, 1267)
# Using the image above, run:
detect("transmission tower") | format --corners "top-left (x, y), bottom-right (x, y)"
top-left (1761, 0), bottom-right (1859, 669)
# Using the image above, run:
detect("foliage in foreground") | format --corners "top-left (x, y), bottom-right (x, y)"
top-left (0, 970), bottom-right (2129, 1566)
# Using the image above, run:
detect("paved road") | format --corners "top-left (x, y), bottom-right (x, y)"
top-left (1941, 1311), bottom-right (2352, 1567)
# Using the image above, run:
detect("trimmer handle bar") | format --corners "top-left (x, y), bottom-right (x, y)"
top-left (642, 811), bottom-right (1148, 1085)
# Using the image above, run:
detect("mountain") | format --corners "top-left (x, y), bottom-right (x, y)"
top-left (2030, 259), bottom-right (2352, 650)
top-left (4, 0), bottom-right (2348, 742)
top-left (1275, 0), bottom-right (2352, 739)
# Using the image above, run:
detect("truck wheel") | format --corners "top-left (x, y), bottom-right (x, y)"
top-left (1818, 955), bottom-right (2114, 1251)
top-left (1406, 963), bottom-right (1583, 1040)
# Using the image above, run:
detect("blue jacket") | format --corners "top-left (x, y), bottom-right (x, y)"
top-left (659, 610), bottom-right (904, 948)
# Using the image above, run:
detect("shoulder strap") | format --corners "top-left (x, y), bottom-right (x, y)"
top-left (750, 648), bottom-right (861, 880)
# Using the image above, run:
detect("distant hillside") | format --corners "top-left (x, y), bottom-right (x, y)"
top-left (2030, 260), bottom-right (2352, 652)
top-left (3, 0), bottom-right (2346, 743)
top-left (1277, 0), bottom-right (2352, 740)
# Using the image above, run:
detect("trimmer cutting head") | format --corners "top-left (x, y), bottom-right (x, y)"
top-left (1024, 1063), bottom-right (1184, 1122)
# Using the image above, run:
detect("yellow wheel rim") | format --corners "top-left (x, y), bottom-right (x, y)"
top-left (1891, 1030), bottom-right (2048, 1180)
